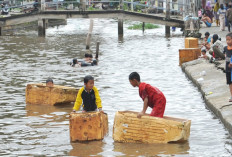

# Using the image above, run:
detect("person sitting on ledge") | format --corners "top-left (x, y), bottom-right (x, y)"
top-left (199, 49), bottom-right (209, 60)
top-left (201, 13), bottom-right (212, 27)
top-left (201, 34), bottom-right (211, 51)
top-left (46, 78), bottom-right (54, 87)
top-left (209, 34), bottom-right (225, 60)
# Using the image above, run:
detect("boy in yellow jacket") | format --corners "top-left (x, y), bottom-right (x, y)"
top-left (73, 75), bottom-right (102, 112)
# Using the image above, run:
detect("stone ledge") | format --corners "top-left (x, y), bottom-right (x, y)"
top-left (181, 59), bottom-right (232, 135)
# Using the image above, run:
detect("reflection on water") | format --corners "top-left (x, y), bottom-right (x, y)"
top-left (113, 142), bottom-right (190, 156)
top-left (26, 103), bottom-right (73, 117)
top-left (0, 18), bottom-right (232, 156)
top-left (69, 141), bottom-right (104, 157)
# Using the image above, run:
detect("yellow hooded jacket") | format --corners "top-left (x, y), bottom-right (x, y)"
top-left (73, 86), bottom-right (102, 111)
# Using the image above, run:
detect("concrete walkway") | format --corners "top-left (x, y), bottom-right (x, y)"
top-left (182, 24), bottom-right (232, 134)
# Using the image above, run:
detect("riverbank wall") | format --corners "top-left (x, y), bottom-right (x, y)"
top-left (181, 25), bottom-right (232, 135)
top-left (182, 59), bottom-right (232, 135)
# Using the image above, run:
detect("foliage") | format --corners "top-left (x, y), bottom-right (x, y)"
top-left (88, 6), bottom-right (95, 11)
top-left (128, 23), bottom-right (159, 30)
top-left (123, 3), bottom-right (128, 10)
top-left (135, 4), bottom-right (145, 11)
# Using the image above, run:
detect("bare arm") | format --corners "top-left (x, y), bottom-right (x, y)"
top-left (205, 42), bottom-right (211, 50)
top-left (137, 97), bottom-right (148, 118)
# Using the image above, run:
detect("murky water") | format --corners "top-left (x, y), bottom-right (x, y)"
top-left (0, 18), bottom-right (232, 156)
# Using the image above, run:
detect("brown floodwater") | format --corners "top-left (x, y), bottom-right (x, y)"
top-left (0, 18), bottom-right (232, 156)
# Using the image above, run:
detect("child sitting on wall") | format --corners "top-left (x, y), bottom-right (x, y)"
top-left (199, 49), bottom-right (209, 60)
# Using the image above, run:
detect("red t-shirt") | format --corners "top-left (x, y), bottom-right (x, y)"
top-left (139, 82), bottom-right (166, 108)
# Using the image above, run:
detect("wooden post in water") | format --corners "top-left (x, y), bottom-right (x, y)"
top-left (165, 0), bottom-right (170, 37)
top-left (118, 19), bottom-right (123, 36)
top-left (38, 19), bottom-right (46, 37)
top-left (45, 19), bottom-right (49, 29)
top-left (142, 22), bottom-right (145, 33)
top-left (96, 42), bottom-right (100, 59)
top-left (86, 19), bottom-right (94, 49)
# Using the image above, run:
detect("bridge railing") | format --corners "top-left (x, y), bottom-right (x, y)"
top-left (1, 0), bottom-right (193, 20)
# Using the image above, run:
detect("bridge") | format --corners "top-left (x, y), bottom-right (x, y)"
top-left (0, 0), bottom-right (188, 36)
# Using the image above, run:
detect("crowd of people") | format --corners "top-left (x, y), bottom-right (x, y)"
top-left (201, 32), bottom-right (224, 61)
top-left (200, 31), bottom-right (232, 102)
top-left (199, 0), bottom-right (232, 32)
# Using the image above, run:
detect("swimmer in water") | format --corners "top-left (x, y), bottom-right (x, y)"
top-left (84, 53), bottom-right (91, 63)
top-left (70, 58), bottom-right (93, 67)
top-left (88, 54), bottom-right (98, 65)
top-left (70, 58), bottom-right (81, 67)
top-left (46, 78), bottom-right (54, 87)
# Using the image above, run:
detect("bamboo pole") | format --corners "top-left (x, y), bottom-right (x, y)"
top-left (86, 19), bottom-right (94, 49)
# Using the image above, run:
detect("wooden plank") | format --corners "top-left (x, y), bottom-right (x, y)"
top-left (113, 111), bottom-right (191, 143)
top-left (69, 112), bottom-right (108, 142)
top-left (25, 83), bottom-right (78, 105)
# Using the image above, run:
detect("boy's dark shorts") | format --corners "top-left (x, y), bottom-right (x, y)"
top-left (226, 72), bottom-right (232, 84)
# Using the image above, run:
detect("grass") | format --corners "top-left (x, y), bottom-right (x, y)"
top-left (128, 23), bottom-right (160, 30)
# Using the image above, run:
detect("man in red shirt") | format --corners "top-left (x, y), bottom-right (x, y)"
top-left (129, 72), bottom-right (166, 118)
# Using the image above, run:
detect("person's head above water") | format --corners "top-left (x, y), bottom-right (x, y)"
top-left (84, 75), bottom-right (94, 91)
top-left (46, 78), bottom-right (54, 87)
top-left (129, 72), bottom-right (141, 87)
top-left (84, 53), bottom-right (90, 58)
top-left (92, 60), bottom-right (97, 65)
top-left (73, 58), bottom-right (78, 64)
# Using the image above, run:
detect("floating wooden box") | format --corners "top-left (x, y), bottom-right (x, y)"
top-left (113, 111), bottom-right (191, 143)
top-left (25, 83), bottom-right (78, 105)
top-left (179, 48), bottom-right (201, 66)
top-left (70, 112), bottom-right (108, 142)
top-left (185, 37), bottom-right (199, 48)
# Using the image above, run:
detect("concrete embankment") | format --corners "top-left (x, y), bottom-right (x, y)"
top-left (181, 59), bottom-right (232, 134)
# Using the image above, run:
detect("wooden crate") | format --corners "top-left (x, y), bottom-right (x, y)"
top-left (185, 37), bottom-right (199, 48)
top-left (113, 111), bottom-right (191, 143)
top-left (70, 112), bottom-right (108, 142)
top-left (179, 48), bottom-right (201, 66)
top-left (25, 83), bottom-right (78, 105)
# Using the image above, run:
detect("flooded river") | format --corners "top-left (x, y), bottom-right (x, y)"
top-left (0, 18), bottom-right (232, 156)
